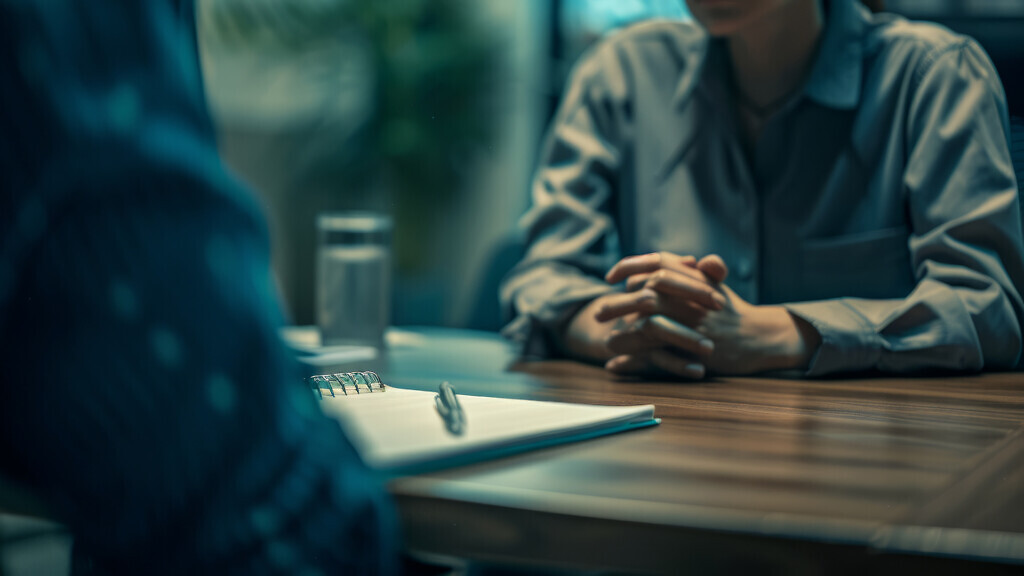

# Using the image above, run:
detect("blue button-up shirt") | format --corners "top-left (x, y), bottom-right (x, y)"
top-left (501, 0), bottom-right (1024, 375)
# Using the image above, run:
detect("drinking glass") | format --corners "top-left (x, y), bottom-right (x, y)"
top-left (316, 212), bottom-right (392, 348)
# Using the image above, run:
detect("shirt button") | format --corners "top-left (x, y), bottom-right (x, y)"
top-left (734, 257), bottom-right (754, 280)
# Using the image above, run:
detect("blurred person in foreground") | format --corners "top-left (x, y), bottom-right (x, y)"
top-left (0, 1), bottom-right (396, 573)
top-left (502, 0), bottom-right (1024, 378)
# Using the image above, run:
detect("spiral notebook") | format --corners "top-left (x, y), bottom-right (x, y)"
top-left (307, 371), bottom-right (659, 474)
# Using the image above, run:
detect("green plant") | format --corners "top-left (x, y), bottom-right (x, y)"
top-left (201, 0), bottom-right (500, 271)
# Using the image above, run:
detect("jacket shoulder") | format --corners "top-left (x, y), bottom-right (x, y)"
top-left (570, 19), bottom-right (705, 98)
top-left (868, 13), bottom-right (982, 66)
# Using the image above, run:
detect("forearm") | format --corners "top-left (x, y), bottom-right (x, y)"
top-left (501, 261), bottom-right (617, 358)
top-left (785, 277), bottom-right (1021, 376)
top-left (748, 306), bottom-right (821, 373)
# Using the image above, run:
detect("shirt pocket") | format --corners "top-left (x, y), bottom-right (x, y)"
top-left (797, 226), bottom-right (915, 301)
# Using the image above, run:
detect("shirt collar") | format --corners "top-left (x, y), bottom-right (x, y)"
top-left (673, 29), bottom-right (714, 107)
top-left (686, 0), bottom-right (867, 111)
top-left (802, 0), bottom-right (867, 110)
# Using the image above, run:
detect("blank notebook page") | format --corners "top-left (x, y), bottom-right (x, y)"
top-left (318, 387), bottom-right (655, 471)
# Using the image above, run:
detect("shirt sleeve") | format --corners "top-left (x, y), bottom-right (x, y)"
top-left (499, 41), bottom-right (631, 357)
top-left (786, 39), bottom-right (1024, 375)
top-left (0, 3), bottom-right (397, 573)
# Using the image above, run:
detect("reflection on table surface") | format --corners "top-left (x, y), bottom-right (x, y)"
top-left (382, 327), bottom-right (1024, 575)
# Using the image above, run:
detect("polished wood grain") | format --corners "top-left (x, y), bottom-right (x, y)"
top-left (383, 329), bottom-right (1024, 575)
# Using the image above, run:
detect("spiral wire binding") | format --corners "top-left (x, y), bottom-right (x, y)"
top-left (307, 371), bottom-right (384, 399)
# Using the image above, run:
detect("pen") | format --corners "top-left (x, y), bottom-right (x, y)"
top-left (434, 381), bottom-right (466, 435)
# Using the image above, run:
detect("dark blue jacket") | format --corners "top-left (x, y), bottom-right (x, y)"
top-left (0, 2), bottom-right (396, 573)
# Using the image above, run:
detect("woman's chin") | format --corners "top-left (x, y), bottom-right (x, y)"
top-left (690, 10), bottom-right (756, 37)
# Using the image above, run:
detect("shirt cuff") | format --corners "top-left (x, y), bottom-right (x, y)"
top-left (501, 274), bottom-right (614, 359)
top-left (783, 300), bottom-right (884, 376)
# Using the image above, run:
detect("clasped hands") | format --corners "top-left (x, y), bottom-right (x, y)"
top-left (563, 252), bottom-right (819, 379)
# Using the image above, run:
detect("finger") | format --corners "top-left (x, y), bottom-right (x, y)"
top-left (625, 273), bottom-right (652, 293)
top-left (607, 313), bottom-right (714, 357)
top-left (606, 252), bottom-right (698, 284)
top-left (605, 253), bottom-right (661, 284)
top-left (644, 269), bottom-right (727, 310)
top-left (604, 354), bottom-right (649, 374)
top-left (594, 289), bottom-right (659, 322)
top-left (642, 315), bottom-right (715, 357)
top-left (606, 322), bottom-right (662, 355)
top-left (697, 254), bottom-right (729, 284)
top-left (613, 279), bottom-right (710, 326)
top-left (649, 349), bottom-right (706, 379)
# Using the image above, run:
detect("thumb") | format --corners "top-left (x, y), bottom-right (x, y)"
top-left (697, 254), bottom-right (728, 283)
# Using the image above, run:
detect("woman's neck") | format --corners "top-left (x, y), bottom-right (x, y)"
top-left (727, 0), bottom-right (824, 112)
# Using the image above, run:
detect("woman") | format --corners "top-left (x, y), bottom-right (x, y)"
top-left (501, 0), bottom-right (1024, 378)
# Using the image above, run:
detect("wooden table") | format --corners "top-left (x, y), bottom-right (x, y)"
top-left (381, 328), bottom-right (1024, 575)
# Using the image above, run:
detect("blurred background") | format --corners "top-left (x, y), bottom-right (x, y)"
top-left (195, 0), bottom-right (1024, 335)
